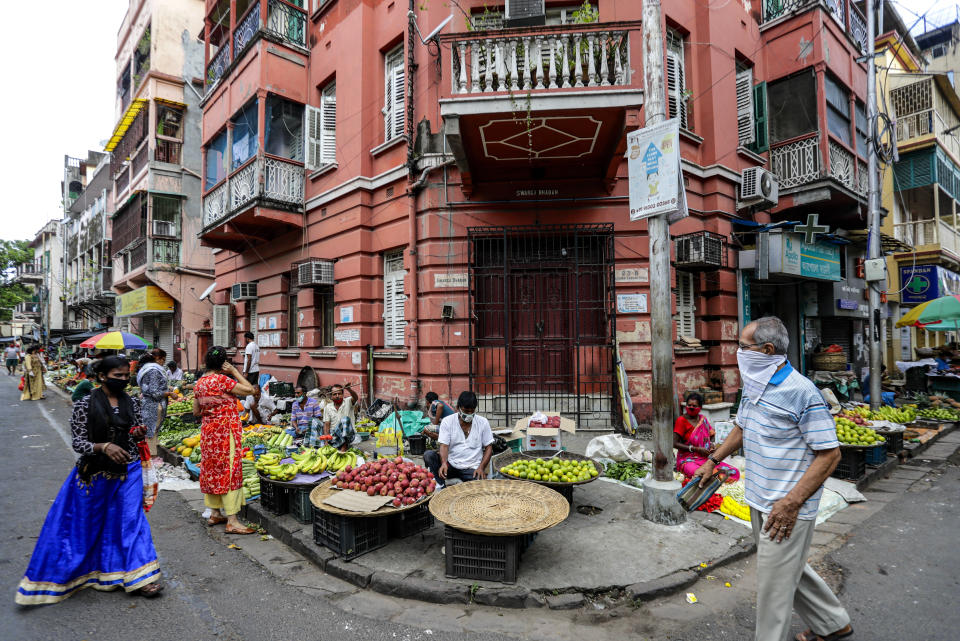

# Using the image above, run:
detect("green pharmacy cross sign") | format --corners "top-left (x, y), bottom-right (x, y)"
top-left (907, 274), bottom-right (930, 295)
top-left (794, 213), bottom-right (830, 245)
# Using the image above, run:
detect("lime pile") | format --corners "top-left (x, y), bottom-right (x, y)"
top-left (834, 416), bottom-right (885, 446)
top-left (502, 457), bottom-right (599, 482)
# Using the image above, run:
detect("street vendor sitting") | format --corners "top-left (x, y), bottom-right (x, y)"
top-left (291, 385), bottom-right (323, 441)
top-left (323, 383), bottom-right (358, 451)
top-left (423, 391), bottom-right (495, 487)
top-left (674, 392), bottom-right (740, 483)
top-left (422, 391), bottom-right (456, 440)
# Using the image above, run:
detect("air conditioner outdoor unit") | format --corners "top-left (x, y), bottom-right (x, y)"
top-left (738, 167), bottom-right (779, 209)
top-left (675, 232), bottom-right (725, 269)
top-left (231, 282), bottom-right (258, 301)
top-left (152, 220), bottom-right (177, 237)
top-left (297, 260), bottom-right (335, 287)
top-left (504, 0), bottom-right (545, 27)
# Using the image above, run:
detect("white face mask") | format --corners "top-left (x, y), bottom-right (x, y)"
top-left (737, 348), bottom-right (786, 403)
top-left (459, 411), bottom-right (475, 423)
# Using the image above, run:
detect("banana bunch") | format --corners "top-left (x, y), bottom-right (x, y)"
top-left (255, 452), bottom-right (283, 474)
top-left (262, 462), bottom-right (298, 481)
top-left (868, 405), bottom-right (917, 424)
top-left (291, 448), bottom-right (328, 474)
top-left (326, 451), bottom-right (358, 473)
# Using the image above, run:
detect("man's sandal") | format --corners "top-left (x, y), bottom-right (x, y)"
top-left (206, 515), bottom-right (227, 526)
top-left (796, 626), bottom-right (853, 641)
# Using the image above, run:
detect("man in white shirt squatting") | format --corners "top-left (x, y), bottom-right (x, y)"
top-left (695, 316), bottom-right (852, 641)
top-left (423, 391), bottom-right (494, 487)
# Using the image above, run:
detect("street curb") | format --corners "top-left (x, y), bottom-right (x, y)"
top-left (240, 499), bottom-right (757, 609)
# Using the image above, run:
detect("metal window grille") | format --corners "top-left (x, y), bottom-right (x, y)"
top-left (468, 224), bottom-right (617, 431)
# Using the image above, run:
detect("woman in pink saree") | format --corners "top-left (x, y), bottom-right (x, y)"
top-left (674, 392), bottom-right (740, 482)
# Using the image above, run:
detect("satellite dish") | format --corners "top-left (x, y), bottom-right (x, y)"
top-left (199, 282), bottom-right (217, 302)
top-left (423, 14), bottom-right (453, 43)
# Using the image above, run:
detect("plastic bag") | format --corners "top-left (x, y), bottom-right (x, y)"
top-left (18, 376), bottom-right (24, 391)
top-left (382, 410), bottom-right (427, 437)
top-left (585, 434), bottom-right (652, 464)
top-left (137, 441), bottom-right (159, 512)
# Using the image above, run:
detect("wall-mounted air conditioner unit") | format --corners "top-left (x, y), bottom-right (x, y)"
top-left (297, 260), bottom-right (335, 287)
top-left (230, 282), bottom-right (258, 301)
top-left (738, 167), bottom-right (779, 209)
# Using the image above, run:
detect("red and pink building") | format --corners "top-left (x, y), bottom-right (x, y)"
top-left (198, 0), bottom-right (870, 426)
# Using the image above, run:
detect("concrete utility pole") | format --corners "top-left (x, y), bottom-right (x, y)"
top-left (866, 0), bottom-right (883, 410)
top-left (641, 0), bottom-right (686, 526)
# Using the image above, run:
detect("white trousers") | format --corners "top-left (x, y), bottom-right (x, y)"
top-left (751, 508), bottom-right (851, 641)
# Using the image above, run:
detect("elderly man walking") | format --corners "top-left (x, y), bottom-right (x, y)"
top-left (696, 316), bottom-right (853, 641)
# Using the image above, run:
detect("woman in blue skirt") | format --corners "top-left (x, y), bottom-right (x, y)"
top-left (16, 355), bottom-right (163, 605)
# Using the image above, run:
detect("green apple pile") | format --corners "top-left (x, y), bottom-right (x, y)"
top-left (502, 457), bottom-right (598, 483)
top-left (834, 416), bottom-right (885, 446)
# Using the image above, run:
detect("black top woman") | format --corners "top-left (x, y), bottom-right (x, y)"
top-left (16, 356), bottom-right (163, 605)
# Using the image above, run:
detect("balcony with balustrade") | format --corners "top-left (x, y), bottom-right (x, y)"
top-left (201, 153), bottom-right (305, 251)
top-left (437, 21), bottom-right (642, 195)
top-left (762, 0), bottom-right (868, 54)
top-left (203, 0), bottom-right (307, 94)
top-left (14, 261), bottom-right (43, 284)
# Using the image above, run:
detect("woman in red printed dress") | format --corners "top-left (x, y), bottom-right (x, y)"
top-left (192, 346), bottom-right (256, 534)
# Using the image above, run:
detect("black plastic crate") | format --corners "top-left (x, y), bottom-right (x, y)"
top-left (831, 448), bottom-right (866, 481)
top-left (879, 431), bottom-right (904, 455)
top-left (388, 503), bottom-right (435, 538)
top-left (444, 526), bottom-right (523, 584)
top-left (864, 444), bottom-right (887, 466)
top-left (406, 434), bottom-right (427, 455)
top-left (288, 486), bottom-right (314, 524)
top-left (313, 510), bottom-right (389, 560)
top-left (260, 478), bottom-right (289, 515)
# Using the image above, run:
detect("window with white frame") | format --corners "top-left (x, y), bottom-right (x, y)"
top-left (383, 47), bottom-right (405, 143)
top-left (383, 251), bottom-right (406, 347)
top-left (305, 82), bottom-right (336, 170)
top-left (666, 30), bottom-right (688, 130)
top-left (675, 272), bottom-right (696, 339)
top-left (735, 61), bottom-right (755, 147)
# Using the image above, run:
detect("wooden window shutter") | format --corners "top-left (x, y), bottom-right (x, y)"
top-left (384, 48), bottom-right (405, 142)
top-left (320, 83), bottom-right (337, 165)
top-left (383, 251), bottom-right (406, 346)
top-left (304, 105), bottom-right (322, 171)
top-left (676, 273), bottom-right (696, 340)
top-left (213, 304), bottom-right (232, 347)
top-left (666, 49), bottom-right (687, 129)
top-left (736, 68), bottom-right (755, 147)
top-left (750, 81), bottom-right (769, 153)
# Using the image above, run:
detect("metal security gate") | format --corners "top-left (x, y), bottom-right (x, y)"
top-left (468, 224), bottom-right (617, 430)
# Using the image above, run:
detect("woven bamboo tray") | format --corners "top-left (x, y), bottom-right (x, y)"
top-left (428, 479), bottom-right (570, 536)
top-left (309, 479), bottom-right (433, 518)
top-left (495, 451), bottom-right (602, 487)
top-left (810, 352), bottom-right (847, 371)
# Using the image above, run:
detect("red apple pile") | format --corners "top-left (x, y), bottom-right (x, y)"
top-left (334, 456), bottom-right (437, 507)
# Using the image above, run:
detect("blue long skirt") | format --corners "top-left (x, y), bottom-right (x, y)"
top-left (15, 460), bottom-right (161, 605)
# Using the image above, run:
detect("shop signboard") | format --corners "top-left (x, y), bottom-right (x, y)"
top-left (115, 286), bottom-right (175, 317)
top-left (900, 264), bottom-right (960, 303)
top-left (767, 233), bottom-right (841, 281)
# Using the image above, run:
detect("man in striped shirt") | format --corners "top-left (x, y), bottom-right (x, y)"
top-left (695, 316), bottom-right (852, 641)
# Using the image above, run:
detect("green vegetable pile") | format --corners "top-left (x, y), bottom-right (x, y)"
top-left (159, 429), bottom-right (200, 449)
top-left (159, 415), bottom-right (191, 434)
top-left (167, 400), bottom-right (193, 414)
top-left (603, 461), bottom-right (648, 482)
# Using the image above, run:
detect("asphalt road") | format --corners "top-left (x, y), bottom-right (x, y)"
top-left (0, 376), bottom-right (511, 641)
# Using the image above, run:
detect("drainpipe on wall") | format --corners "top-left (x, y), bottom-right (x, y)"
top-left (405, 1), bottom-right (421, 408)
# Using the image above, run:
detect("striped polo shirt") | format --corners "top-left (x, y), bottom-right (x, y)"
top-left (735, 362), bottom-right (839, 520)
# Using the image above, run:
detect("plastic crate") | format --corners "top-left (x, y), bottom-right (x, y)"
top-left (444, 526), bottom-right (524, 584)
top-left (313, 510), bottom-right (389, 560)
top-left (831, 448), bottom-right (866, 481)
top-left (288, 486), bottom-right (315, 524)
top-left (880, 431), bottom-right (904, 455)
top-left (260, 479), bottom-right (289, 515)
top-left (388, 503), bottom-right (435, 538)
top-left (406, 434), bottom-right (427, 455)
top-left (864, 444), bottom-right (887, 466)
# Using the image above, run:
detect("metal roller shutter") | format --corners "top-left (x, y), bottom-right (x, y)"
top-left (819, 319), bottom-right (852, 357)
top-left (157, 315), bottom-right (174, 357)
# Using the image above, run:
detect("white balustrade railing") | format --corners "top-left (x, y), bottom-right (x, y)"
top-left (893, 219), bottom-right (936, 246)
top-left (450, 29), bottom-right (629, 95)
top-left (828, 140), bottom-right (856, 191)
top-left (940, 221), bottom-right (960, 256)
top-left (230, 160), bottom-right (260, 211)
top-left (770, 136), bottom-right (821, 188)
top-left (202, 181), bottom-right (230, 228)
top-left (202, 156), bottom-right (305, 230)
top-left (896, 110), bottom-right (934, 141)
top-left (263, 156), bottom-right (305, 205)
